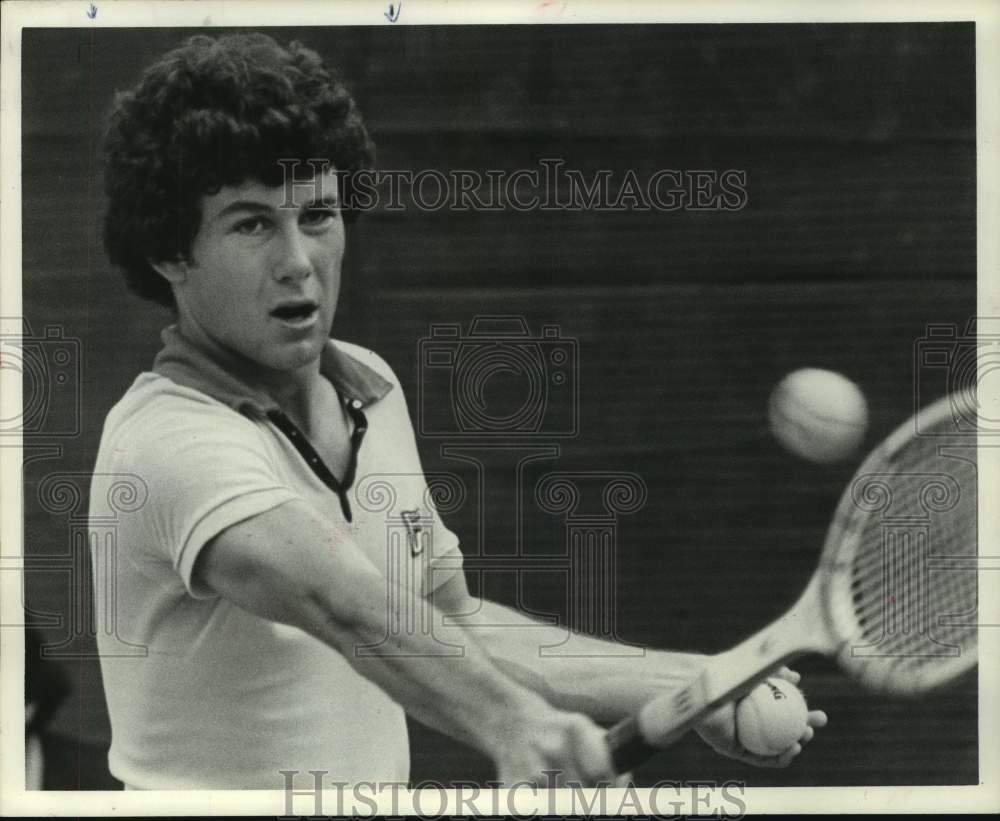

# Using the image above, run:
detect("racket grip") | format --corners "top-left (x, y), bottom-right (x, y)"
top-left (605, 714), bottom-right (660, 774)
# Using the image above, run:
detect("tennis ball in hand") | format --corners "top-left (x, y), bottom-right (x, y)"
top-left (735, 677), bottom-right (809, 756)
top-left (768, 368), bottom-right (868, 464)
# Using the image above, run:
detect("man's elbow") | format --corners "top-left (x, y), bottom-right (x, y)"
top-left (197, 541), bottom-right (339, 642)
top-left (196, 519), bottom-right (398, 657)
top-left (252, 563), bottom-right (392, 659)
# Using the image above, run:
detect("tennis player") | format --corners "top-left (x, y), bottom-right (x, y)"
top-left (90, 32), bottom-right (825, 790)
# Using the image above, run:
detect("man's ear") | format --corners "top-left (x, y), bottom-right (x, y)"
top-left (148, 258), bottom-right (190, 286)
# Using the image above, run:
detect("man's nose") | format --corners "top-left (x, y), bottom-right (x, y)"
top-left (273, 227), bottom-right (313, 282)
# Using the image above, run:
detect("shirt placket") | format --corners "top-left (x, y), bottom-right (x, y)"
top-left (267, 398), bottom-right (369, 522)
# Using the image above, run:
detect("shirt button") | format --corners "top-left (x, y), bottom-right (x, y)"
top-left (350, 399), bottom-right (363, 409)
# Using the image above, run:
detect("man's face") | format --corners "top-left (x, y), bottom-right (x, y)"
top-left (175, 167), bottom-right (345, 376)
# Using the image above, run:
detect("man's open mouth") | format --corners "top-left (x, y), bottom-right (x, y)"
top-left (270, 301), bottom-right (319, 321)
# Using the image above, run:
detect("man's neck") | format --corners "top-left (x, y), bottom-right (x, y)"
top-left (174, 318), bottom-right (326, 429)
top-left (266, 370), bottom-right (332, 436)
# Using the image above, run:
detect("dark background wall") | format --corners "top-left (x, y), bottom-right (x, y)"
top-left (20, 23), bottom-right (976, 788)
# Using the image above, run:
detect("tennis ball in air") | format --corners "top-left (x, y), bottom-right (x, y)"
top-left (735, 677), bottom-right (809, 756)
top-left (768, 368), bottom-right (868, 464)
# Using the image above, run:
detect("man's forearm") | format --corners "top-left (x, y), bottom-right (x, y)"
top-left (298, 566), bottom-right (622, 785)
top-left (297, 570), bottom-right (554, 755)
top-left (434, 598), bottom-right (704, 722)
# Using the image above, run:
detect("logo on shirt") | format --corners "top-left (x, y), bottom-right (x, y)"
top-left (401, 509), bottom-right (424, 556)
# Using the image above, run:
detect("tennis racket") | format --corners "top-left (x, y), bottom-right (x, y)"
top-left (607, 391), bottom-right (979, 772)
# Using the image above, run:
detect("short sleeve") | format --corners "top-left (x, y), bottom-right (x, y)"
top-left (99, 381), bottom-right (298, 598)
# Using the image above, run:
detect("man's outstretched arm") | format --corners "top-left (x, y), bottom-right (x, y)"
top-left (195, 498), bottom-right (618, 786)
top-left (429, 571), bottom-right (828, 769)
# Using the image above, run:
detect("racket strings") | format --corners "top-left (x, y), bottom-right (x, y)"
top-left (843, 427), bottom-right (976, 687)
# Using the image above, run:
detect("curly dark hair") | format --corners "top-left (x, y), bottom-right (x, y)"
top-left (102, 32), bottom-right (375, 309)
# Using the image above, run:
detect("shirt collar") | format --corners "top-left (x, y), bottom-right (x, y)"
top-left (152, 325), bottom-right (393, 418)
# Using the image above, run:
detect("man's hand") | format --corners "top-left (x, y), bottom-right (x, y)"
top-left (492, 707), bottom-right (624, 787)
top-left (693, 667), bottom-right (828, 768)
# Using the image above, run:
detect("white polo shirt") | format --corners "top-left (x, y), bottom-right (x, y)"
top-left (89, 326), bottom-right (463, 789)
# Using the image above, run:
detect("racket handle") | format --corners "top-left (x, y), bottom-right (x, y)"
top-left (604, 672), bottom-right (720, 772)
top-left (605, 711), bottom-right (691, 773)
top-left (606, 714), bottom-right (659, 773)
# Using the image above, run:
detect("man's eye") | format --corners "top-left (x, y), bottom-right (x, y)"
top-left (302, 206), bottom-right (338, 226)
top-left (234, 218), bottom-right (267, 235)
